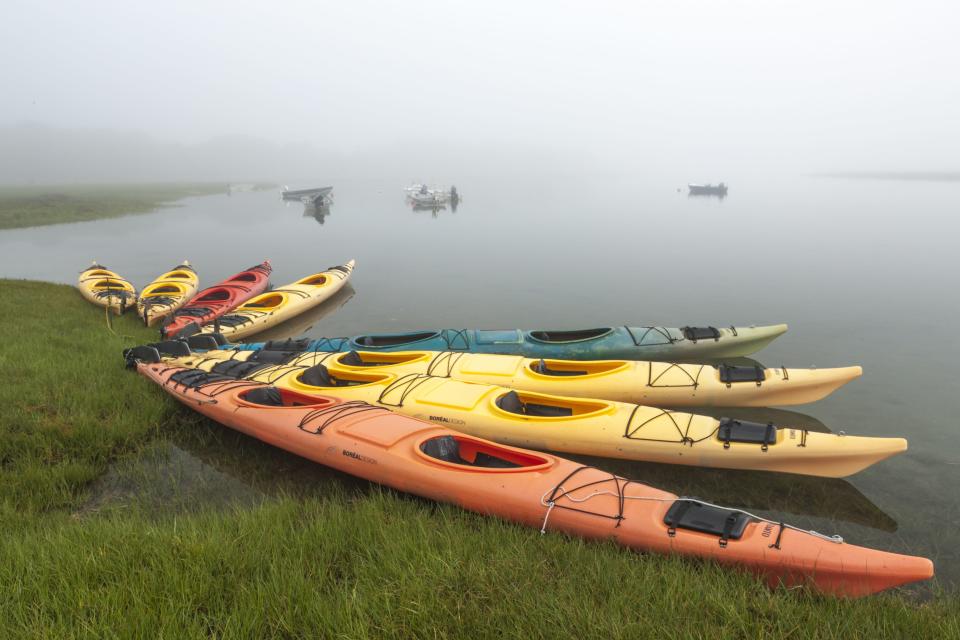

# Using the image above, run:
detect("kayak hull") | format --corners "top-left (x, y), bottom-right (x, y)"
top-left (136, 262), bottom-right (200, 326)
top-left (157, 350), bottom-right (904, 478)
top-left (200, 260), bottom-right (355, 341)
top-left (230, 324), bottom-right (789, 361)
top-left (77, 264), bottom-right (137, 315)
top-left (160, 261), bottom-right (272, 339)
top-left (136, 362), bottom-right (933, 597)
top-left (284, 350), bottom-right (862, 408)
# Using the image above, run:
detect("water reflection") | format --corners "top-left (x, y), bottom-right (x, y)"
top-left (167, 409), bottom-right (372, 499)
top-left (77, 440), bottom-right (266, 517)
top-left (686, 406), bottom-right (832, 434)
top-left (566, 453), bottom-right (898, 532)
top-left (303, 201), bottom-right (333, 225)
top-left (411, 202), bottom-right (448, 218)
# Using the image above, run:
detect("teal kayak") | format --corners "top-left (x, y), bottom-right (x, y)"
top-left (219, 324), bottom-right (788, 360)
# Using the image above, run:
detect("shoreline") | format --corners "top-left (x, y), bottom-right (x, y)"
top-left (0, 278), bottom-right (957, 637)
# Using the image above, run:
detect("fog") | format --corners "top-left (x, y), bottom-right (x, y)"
top-left (2, 0), bottom-right (958, 183)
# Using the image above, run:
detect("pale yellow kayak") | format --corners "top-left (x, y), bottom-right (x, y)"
top-left (294, 350), bottom-right (860, 407)
top-left (160, 350), bottom-right (906, 477)
top-left (77, 262), bottom-right (137, 315)
top-left (136, 261), bottom-right (200, 326)
top-left (199, 260), bottom-right (355, 340)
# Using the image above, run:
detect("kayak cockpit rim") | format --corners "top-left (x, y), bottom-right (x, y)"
top-left (526, 328), bottom-right (615, 344)
top-left (293, 364), bottom-right (391, 389)
top-left (415, 433), bottom-right (556, 472)
top-left (236, 386), bottom-right (339, 409)
top-left (295, 273), bottom-right (330, 286)
top-left (491, 389), bottom-right (614, 419)
top-left (240, 293), bottom-right (288, 310)
top-left (163, 270), bottom-right (195, 280)
top-left (141, 284), bottom-right (188, 297)
top-left (334, 351), bottom-right (433, 368)
top-left (352, 331), bottom-right (443, 348)
top-left (527, 358), bottom-right (630, 379)
top-left (194, 288), bottom-right (231, 302)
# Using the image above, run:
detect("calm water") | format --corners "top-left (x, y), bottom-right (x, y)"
top-left (2, 173), bottom-right (958, 590)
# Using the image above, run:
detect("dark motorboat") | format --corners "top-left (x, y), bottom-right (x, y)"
top-left (282, 186), bottom-right (333, 205)
top-left (688, 182), bottom-right (728, 196)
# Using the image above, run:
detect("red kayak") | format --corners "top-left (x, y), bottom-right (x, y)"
top-left (160, 260), bottom-right (272, 339)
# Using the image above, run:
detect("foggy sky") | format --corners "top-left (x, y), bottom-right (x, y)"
top-left (2, 0), bottom-right (958, 180)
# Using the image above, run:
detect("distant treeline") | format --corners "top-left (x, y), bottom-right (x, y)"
top-left (815, 171), bottom-right (960, 182)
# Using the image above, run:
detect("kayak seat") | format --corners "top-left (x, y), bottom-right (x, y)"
top-left (211, 360), bottom-right (271, 379)
top-left (299, 364), bottom-right (366, 387)
top-left (216, 315), bottom-right (253, 328)
top-left (663, 500), bottom-right (752, 543)
top-left (528, 328), bottom-right (612, 343)
top-left (420, 436), bottom-right (520, 468)
top-left (243, 387), bottom-right (284, 406)
top-left (146, 340), bottom-right (192, 358)
top-left (263, 338), bottom-right (311, 352)
top-left (171, 306), bottom-right (214, 318)
top-left (168, 369), bottom-right (238, 389)
top-left (186, 335), bottom-right (221, 351)
top-left (496, 391), bottom-right (573, 417)
top-left (249, 350), bottom-right (300, 364)
top-left (340, 351), bottom-right (382, 367)
top-left (532, 359), bottom-right (588, 377)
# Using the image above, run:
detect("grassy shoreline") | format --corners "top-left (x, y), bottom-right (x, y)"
top-left (0, 183), bottom-right (272, 230)
top-left (1, 279), bottom-right (958, 638)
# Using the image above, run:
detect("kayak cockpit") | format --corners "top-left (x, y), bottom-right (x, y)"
top-left (195, 288), bottom-right (231, 302)
top-left (143, 284), bottom-right (184, 296)
top-left (296, 273), bottom-right (329, 286)
top-left (91, 279), bottom-right (132, 290)
top-left (242, 293), bottom-right (286, 309)
top-left (418, 435), bottom-right (550, 470)
top-left (230, 272), bottom-right (259, 282)
top-left (238, 386), bottom-right (336, 408)
top-left (336, 351), bottom-right (429, 367)
top-left (528, 358), bottom-right (628, 378)
top-left (297, 364), bottom-right (386, 388)
top-left (354, 331), bottom-right (441, 347)
top-left (527, 328), bottom-right (614, 343)
top-left (165, 270), bottom-right (194, 279)
top-left (494, 390), bottom-right (610, 418)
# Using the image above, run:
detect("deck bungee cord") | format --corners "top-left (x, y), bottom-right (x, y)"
top-left (538, 468), bottom-right (844, 546)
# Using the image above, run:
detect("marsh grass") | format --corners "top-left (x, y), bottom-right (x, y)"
top-left (1, 279), bottom-right (958, 638)
top-left (0, 183), bottom-right (264, 229)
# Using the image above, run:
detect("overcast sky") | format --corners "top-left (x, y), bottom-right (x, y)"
top-left (1, 1), bottom-right (957, 175)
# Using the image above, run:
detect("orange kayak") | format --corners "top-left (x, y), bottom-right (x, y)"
top-left (137, 362), bottom-right (933, 597)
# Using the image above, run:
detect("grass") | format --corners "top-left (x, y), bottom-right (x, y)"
top-left (0, 183), bottom-right (271, 230)
top-left (1, 279), bottom-right (959, 638)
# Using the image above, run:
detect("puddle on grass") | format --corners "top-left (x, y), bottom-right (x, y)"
top-left (78, 409), bottom-right (372, 517)
top-left (78, 441), bottom-right (266, 517)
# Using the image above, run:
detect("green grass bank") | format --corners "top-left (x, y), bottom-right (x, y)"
top-left (0, 183), bottom-right (270, 230)
top-left (1, 279), bottom-right (958, 638)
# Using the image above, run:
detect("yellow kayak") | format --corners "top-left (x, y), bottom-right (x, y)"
top-left (286, 350), bottom-right (860, 407)
top-left (136, 261), bottom-right (200, 326)
top-left (199, 260), bottom-right (355, 340)
top-left (159, 351), bottom-right (906, 477)
top-left (77, 262), bottom-right (137, 315)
